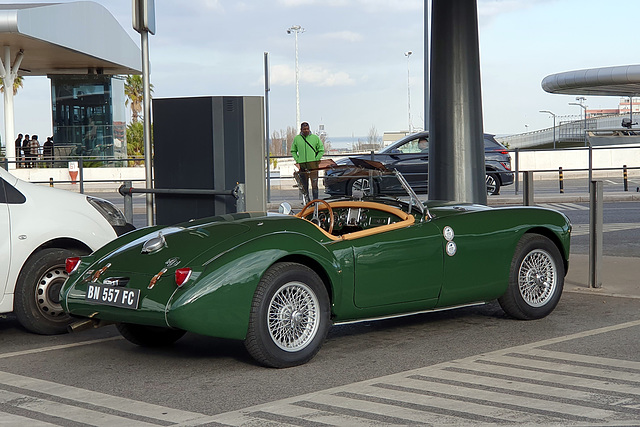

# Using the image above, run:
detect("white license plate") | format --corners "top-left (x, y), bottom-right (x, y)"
top-left (85, 284), bottom-right (140, 309)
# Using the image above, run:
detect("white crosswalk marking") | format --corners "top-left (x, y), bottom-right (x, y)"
top-left (0, 412), bottom-right (57, 426)
top-left (206, 319), bottom-right (640, 426)
top-left (0, 371), bottom-right (218, 426)
top-left (571, 222), bottom-right (640, 236)
top-left (538, 202), bottom-right (589, 211)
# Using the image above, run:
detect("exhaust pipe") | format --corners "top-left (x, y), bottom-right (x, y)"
top-left (67, 318), bottom-right (111, 333)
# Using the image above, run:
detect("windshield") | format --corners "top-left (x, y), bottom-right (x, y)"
top-left (380, 132), bottom-right (504, 154)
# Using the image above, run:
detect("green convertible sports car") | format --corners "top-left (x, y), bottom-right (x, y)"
top-left (61, 165), bottom-right (571, 368)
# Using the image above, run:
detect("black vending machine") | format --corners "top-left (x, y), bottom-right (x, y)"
top-left (152, 96), bottom-right (265, 225)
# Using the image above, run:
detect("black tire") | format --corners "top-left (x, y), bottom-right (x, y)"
top-left (347, 178), bottom-right (374, 196)
top-left (14, 247), bottom-right (87, 335)
top-left (498, 234), bottom-right (565, 320)
top-left (244, 262), bottom-right (330, 368)
top-left (486, 173), bottom-right (501, 195)
top-left (117, 323), bottom-right (186, 347)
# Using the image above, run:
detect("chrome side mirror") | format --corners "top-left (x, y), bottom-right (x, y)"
top-left (279, 202), bottom-right (292, 215)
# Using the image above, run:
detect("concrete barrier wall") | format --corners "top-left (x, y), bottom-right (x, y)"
top-left (8, 144), bottom-right (640, 190)
top-left (515, 145), bottom-right (640, 180)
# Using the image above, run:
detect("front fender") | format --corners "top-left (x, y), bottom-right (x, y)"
top-left (166, 231), bottom-right (341, 340)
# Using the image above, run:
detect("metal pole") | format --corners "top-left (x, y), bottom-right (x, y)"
top-left (405, 51), bottom-right (412, 133)
top-left (584, 108), bottom-right (587, 147)
top-left (523, 170), bottom-right (534, 206)
top-left (78, 158), bottom-right (84, 194)
top-left (123, 180), bottom-right (133, 224)
top-left (264, 52), bottom-right (271, 203)
top-left (295, 30), bottom-right (299, 129)
top-left (514, 148), bottom-right (519, 195)
top-left (424, 0), bottom-right (430, 132)
top-left (539, 110), bottom-right (556, 149)
top-left (141, 30), bottom-right (154, 226)
top-left (589, 180), bottom-right (603, 288)
top-left (588, 140), bottom-right (593, 185)
top-left (553, 114), bottom-right (556, 149)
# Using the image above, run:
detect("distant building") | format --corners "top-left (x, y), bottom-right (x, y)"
top-left (587, 97), bottom-right (640, 118)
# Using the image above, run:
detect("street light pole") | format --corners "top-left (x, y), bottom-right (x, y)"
top-left (539, 110), bottom-right (557, 149)
top-left (287, 25), bottom-right (305, 129)
top-left (405, 51), bottom-right (412, 133)
top-left (569, 97), bottom-right (587, 146)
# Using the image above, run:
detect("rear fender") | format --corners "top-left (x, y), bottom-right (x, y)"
top-left (166, 232), bottom-right (341, 340)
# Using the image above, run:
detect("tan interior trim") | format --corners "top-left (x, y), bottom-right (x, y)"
top-left (297, 201), bottom-right (415, 241)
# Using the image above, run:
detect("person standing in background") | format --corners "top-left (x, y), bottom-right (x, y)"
top-left (291, 122), bottom-right (324, 201)
top-left (29, 135), bottom-right (40, 168)
top-left (14, 134), bottom-right (22, 168)
top-left (22, 134), bottom-right (30, 168)
top-left (43, 136), bottom-right (54, 167)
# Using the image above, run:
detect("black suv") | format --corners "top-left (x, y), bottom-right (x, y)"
top-left (324, 131), bottom-right (513, 196)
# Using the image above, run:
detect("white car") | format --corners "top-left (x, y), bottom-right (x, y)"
top-left (0, 167), bottom-right (133, 334)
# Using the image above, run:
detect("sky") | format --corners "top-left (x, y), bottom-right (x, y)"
top-left (4, 0), bottom-right (640, 143)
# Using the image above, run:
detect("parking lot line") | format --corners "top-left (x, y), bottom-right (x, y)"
top-left (0, 337), bottom-right (121, 359)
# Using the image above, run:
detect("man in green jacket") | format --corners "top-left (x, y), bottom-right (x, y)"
top-left (291, 121), bottom-right (324, 201)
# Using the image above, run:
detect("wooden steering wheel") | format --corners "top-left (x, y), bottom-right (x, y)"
top-left (296, 199), bottom-right (335, 235)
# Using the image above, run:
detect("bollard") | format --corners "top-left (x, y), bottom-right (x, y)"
top-left (78, 158), bottom-right (85, 194)
top-left (49, 177), bottom-right (54, 187)
top-left (523, 171), bottom-right (534, 206)
top-left (623, 165), bottom-right (628, 192)
top-left (122, 180), bottom-right (133, 224)
top-left (558, 167), bottom-right (564, 193)
top-left (589, 180), bottom-right (603, 289)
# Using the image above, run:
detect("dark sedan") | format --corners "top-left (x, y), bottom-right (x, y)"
top-left (324, 132), bottom-right (513, 196)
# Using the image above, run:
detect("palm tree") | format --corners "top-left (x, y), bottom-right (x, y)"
top-left (0, 75), bottom-right (23, 95)
top-left (124, 75), bottom-right (153, 123)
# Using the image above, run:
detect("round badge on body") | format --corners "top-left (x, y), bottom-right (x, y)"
top-left (446, 241), bottom-right (457, 256)
top-left (443, 226), bottom-right (455, 241)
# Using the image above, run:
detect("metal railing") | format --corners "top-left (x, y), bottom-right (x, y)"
top-left (118, 181), bottom-right (245, 224)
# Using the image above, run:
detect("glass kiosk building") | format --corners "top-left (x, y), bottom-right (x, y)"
top-left (50, 75), bottom-right (127, 162)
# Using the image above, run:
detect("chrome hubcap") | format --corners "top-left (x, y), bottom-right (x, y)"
top-left (268, 282), bottom-right (320, 352)
top-left (35, 265), bottom-right (70, 321)
top-left (518, 249), bottom-right (557, 307)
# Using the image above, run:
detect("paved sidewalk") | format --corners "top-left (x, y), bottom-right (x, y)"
top-left (565, 253), bottom-right (640, 299)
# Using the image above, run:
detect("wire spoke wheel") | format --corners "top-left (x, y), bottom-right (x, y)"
top-left (245, 262), bottom-right (330, 367)
top-left (518, 249), bottom-right (557, 307)
top-left (268, 282), bottom-right (320, 352)
top-left (499, 234), bottom-right (564, 320)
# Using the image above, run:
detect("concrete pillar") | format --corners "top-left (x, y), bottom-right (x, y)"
top-left (428, 0), bottom-right (486, 204)
top-left (1, 47), bottom-right (16, 169)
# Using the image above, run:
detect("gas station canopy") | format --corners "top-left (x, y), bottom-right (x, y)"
top-left (542, 65), bottom-right (640, 97)
top-left (0, 2), bottom-right (141, 76)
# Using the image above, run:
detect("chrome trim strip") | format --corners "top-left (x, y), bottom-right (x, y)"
top-left (332, 302), bottom-right (486, 326)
